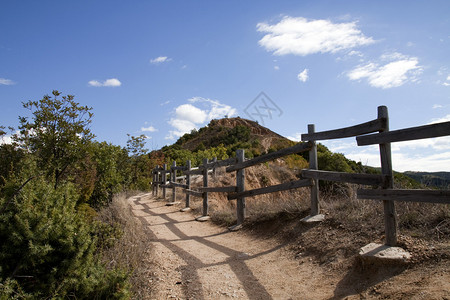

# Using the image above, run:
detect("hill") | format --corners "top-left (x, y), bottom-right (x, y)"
top-left (172, 117), bottom-right (292, 154)
top-left (403, 171), bottom-right (450, 189)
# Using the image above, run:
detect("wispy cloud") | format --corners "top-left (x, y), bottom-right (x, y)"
top-left (150, 56), bottom-right (172, 64)
top-left (287, 132), bottom-right (302, 142)
top-left (0, 78), bottom-right (16, 85)
top-left (442, 75), bottom-right (450, 86)
top-left (141, 126), bottom-right (158, 132)
top-left (88, 78), bottom-right (121, 87)
top-left (297, 68), bottom-right (309, 82)
top-left (347, 53), bottom-right (422, 89)
top-left (257, 16), bottom-right (374, 56)
top-left (165, 97), bottom-right (237, 140)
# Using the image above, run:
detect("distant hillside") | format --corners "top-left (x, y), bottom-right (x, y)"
top-left (170, 117), bottom-right (293, 156)
top-left (403, 171), bottom-right (450, 189)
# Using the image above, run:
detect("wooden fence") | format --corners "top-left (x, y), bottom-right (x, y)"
top-left (152, 106), bottom-right (450, 246)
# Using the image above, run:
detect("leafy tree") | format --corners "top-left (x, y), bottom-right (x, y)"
top-left (126, 134), bottom-right (151, 190)
top-left (89, 142), bottom-right (128, 207)
top-left (16, 90), bottom-right (94, 188)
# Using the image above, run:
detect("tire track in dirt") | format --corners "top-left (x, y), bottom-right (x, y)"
top-left (128, 193), bottom-right (336, 300)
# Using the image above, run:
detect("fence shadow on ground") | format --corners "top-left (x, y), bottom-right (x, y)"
top-left (132, 195), bottom-right (291, 299)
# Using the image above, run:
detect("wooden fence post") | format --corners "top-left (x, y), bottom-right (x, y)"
top-left (155, 167), bottom-right (160, 197)
top-left (184, 160), bottom-right (191, 210)
top-left (378, 106), bottom-right (397, 246)
top-left (213, 157), bottom-right (217, 177)
top-left (171, 161), bottom-right (176, 203)
top-left (236, 149), bottom-right (246, 226)
top-left (202, 158), bottom-right (209, 216)
top-left (152, 169), bottom-right (156, 196)
top-left (162, 164), bottom-right (167, 199)
top-left (308, 124), bottom-right (320, 216)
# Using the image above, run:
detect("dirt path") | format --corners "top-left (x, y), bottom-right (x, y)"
top-left (128, 193), bottom-right (340, 299)
top-left (128, 193), bottom-right (450, 300)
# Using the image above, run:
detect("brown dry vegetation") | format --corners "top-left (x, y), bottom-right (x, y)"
top-left (97, 192), bottom-right (157, 299)
top-left (169, 161), bottom-right (450, 298)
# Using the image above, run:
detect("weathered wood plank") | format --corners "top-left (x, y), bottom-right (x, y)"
top-left (200, 157), bottom-right (237, 170)
top-left (184, 189), bottom-right (203, 197)
top-left (159, 184), bottom-right (172, 188)
top-left (226, 142), bottom-right (312, 172)
top-left (202, 158), bottom-right (209, 216)
top-left (236, 149), bottom-right (246, 225)
top-left (185, 160), bottom-right (191, 208)
top-left (357, 189), bottom-right (450, 204)
top-left (228, 179), bottom-right (312, 200)
top-left (377, 106), bottom-right (397, 247)
top-left (301, 169), bottom-right (387, 186)
top-left (301, 118), bottom-right (386, 141)
top-left (171, 166), bottom-right (188, 171)
top-left (175, 175), bottom-right (186, 181)
top-left (171, 161), bottom-right (177, 203)
top-left (357, 121), bottom-right (450, 146)
top-left (308, 124), bottom-right (320, 216)
top-left (162, 164), bottom-right (167, 199)
top-left (183, 169), bottom-right (203, 175)
top-left (198, 186), bottom-right (237, 193)
top-left (169, 182), bottom-right (188, 189)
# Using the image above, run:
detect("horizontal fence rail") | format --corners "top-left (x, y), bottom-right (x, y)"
top-left (226, 142), bottom-right (312, 172)
top-left (357, 121), bottom-right (450, 146)
top-left (151, 105), bottom-right (450, 248)
top-left (198, 186), bottom-right (238, 193)
top-left (184, 189), bottom-right (203, 198)
top-left (301, 118), bottom-right (386, 141)
top-left (301, 170), bottom-right (388, 186)
top-left (358, 189), bottom-right (450, 204)
top-left (228, 179), bottom-right (313, 200)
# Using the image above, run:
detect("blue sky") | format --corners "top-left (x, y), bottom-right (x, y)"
top-left (1, 0), bottom-right (449, 171)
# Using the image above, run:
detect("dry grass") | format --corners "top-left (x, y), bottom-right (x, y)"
top-left (97, 192), bottom-right (156, 299)
top-left (183, 162), bottom-right (450, 244)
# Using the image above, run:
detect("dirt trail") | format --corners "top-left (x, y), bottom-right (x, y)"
top-left (129, 193), bottom-right (339, 299)
top-left (128, 193), bottom-right (450, 300)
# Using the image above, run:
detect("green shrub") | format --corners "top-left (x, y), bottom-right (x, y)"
top-left (0, 177), bottom-right (130, 299)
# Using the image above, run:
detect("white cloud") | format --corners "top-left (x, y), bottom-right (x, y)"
top-left (88, 78), bottom-right (121, 87)
top-left (347, 54), bottom-right (422, 89)
top-left (150, 56), bottom-right (171, 64)
top-left (433, 104), bottom-right (443, 109)
top-left (348, 50), bottom-right (363, 57)
top-left (430, 114), bottom-right (450, 124)
top-left (257, 16), bottom-right (374, 56)
top-left (297, 68), bottom-right (309, 82)
top-left (274, 65), bottom-right (280, 70)
top-left (442, 75), bottom-right (450, 86)
top-left (0, 78), bottom-right (16, 85)
top-left (165, 98), bottom-right (237, 140)
top-left (175, 104), bottom-right (207, 124)
top-left (141, 126), bottom-right (157, 132)
top-left (287, 132), bottom-right (302, 142)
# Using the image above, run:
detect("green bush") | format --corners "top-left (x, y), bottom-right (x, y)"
top-left (0, 177), bottom-right (130, 299)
